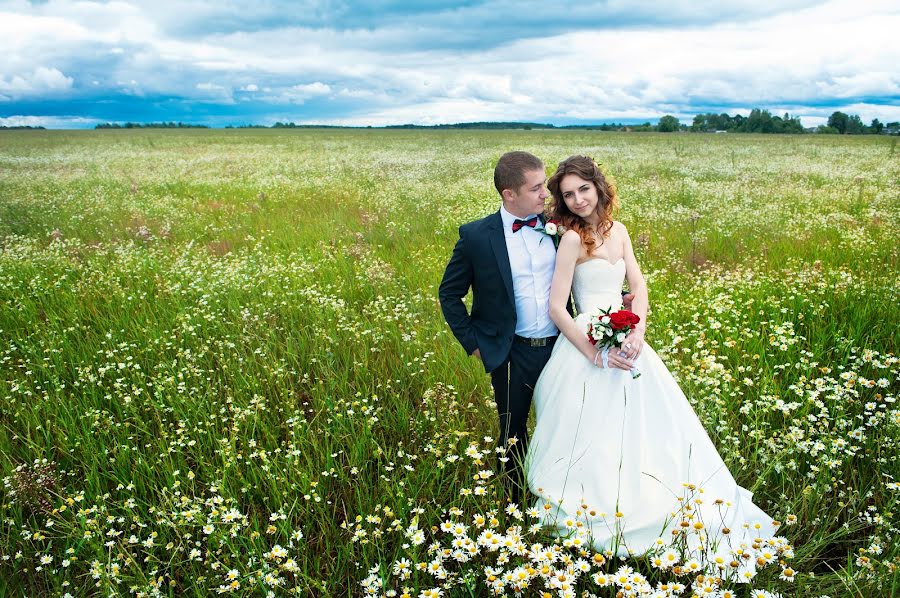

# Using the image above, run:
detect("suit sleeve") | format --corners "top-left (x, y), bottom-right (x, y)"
top-left (438, 227), bottom-right (479, 355)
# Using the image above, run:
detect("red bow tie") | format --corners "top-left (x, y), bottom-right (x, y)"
top-left (512, 216), bottom-right (539, 232)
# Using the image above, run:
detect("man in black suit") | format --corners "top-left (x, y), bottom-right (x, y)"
top-left (439, 151), bottom-right (559, 504)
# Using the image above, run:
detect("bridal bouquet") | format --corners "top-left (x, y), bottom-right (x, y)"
top-left (587, 306), bottom-right (642, 378)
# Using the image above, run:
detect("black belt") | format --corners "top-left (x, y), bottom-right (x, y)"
top-left (513, 334), bottom-right (558, 347)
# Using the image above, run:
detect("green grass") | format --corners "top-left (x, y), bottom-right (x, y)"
top-left (0, 129), bottom-right (897, 597)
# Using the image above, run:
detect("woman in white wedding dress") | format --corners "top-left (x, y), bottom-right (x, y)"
top-left (527, 156), bottom-right (777, 559)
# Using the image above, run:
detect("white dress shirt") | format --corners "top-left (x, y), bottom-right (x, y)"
top-left (499, 206), bottom-right (559, 338)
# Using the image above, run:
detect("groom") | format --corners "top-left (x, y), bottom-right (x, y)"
top-left (438, 151), bottom-right (559, 504)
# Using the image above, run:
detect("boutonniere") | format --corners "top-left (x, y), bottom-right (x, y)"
top-left (535, 217), bottom-right (565, 247)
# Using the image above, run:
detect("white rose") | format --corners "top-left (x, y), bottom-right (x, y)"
top-left (601, 316), bottom-right (611, 325)
top-left (544, 222), bottom-right (558, 235)
top-left (616, 332), bottom-right (627, 343)
top-left (558, 225), bottom-right (567, 234)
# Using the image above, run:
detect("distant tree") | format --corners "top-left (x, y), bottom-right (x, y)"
top-left (717, 113), bottom-right (736, 130)
top-left (845, 114), bottom-right (865, 135)
top-left (657, 115), bottom-right (680, 132)
top-left (743, 109), bottom-right (775, 133)
top-left (827, 111), bottom-right (849, 134)
top-left (816, 125), bottom-right (839, 134)
top-left (870, 118), bottom-right (883, 134)
top-left (691, 114), bottom-right (708, 132)
top-left (776, 112), bottom-right (804, 134)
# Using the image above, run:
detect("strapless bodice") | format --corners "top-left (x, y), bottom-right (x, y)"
top-left (572, 258), bottom-right (626, 314)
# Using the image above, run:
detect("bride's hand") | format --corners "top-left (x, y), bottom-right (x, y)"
top-left (593, 347), bottom-right (634, 371)
top-left (619, 327), bottom-right (645, 361)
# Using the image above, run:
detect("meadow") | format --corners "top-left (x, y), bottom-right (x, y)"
top-left (0, 128), bottom-right (897, 597)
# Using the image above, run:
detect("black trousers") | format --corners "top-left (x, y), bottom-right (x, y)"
top-left (490, 339), bottom-right (556, 504)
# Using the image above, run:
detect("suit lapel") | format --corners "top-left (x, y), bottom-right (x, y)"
top-left (487, 211), bottom-right (515, 305)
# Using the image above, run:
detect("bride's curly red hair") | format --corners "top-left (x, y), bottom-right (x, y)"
top-left (548, 155), bottom-right (619, 254)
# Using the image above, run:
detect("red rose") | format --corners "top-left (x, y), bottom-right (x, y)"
top-left (608, 310), bottom-right (640, 330)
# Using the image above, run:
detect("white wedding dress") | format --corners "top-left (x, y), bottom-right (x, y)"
top-left (527, 258), bottom-right (776, 556)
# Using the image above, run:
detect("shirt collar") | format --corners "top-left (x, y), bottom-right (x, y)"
top-left (499, 205), bottom-right (541, 230)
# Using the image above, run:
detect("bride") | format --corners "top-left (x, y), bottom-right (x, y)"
top-left (526, 155), bottom-right (777, 560)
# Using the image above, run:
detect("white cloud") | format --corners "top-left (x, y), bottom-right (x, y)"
top-left (0, 67), bottom-right (73, 97)
top-left (274, 81), bottom-right (332, 103)
top-left (0, 0), bottom-right (897, 123)
top-left (815, 73), bottom-right (900, 99)
top-left (291, 82), bottom-right (330, 95)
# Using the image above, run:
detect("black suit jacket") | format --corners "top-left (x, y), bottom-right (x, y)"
top-left (439, 210), bottom-right (531, 373)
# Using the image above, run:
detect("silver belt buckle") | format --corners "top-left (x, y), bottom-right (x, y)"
top-left (530, 337), bottom-right (545, 347)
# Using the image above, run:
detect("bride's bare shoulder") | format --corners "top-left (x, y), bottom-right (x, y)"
top-left (606, 221), bottom-right (631, 254)
top-left (607, 220), bottom-right (629, 241)
top-left (560, 229), bottom-right (581, 244)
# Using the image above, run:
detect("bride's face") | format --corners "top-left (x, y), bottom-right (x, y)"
top-left (559, 174), bottom-right (599, 221)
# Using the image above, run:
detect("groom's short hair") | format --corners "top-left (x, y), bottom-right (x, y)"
top-left (494, 151), bottom-right (544, 197)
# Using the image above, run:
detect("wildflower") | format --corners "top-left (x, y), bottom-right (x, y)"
top-left (393, 558), bottom-right (411, 576)
top-left (269, 544), bottom-right (287, 559)
top-left (757, 548), bottom-right (776, 565)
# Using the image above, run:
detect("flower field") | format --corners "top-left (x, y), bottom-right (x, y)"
top-left (0, 128), bottom-right (897, 597)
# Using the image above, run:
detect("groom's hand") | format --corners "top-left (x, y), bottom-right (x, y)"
top-left (622, 292), bottom-right (635, 312)
top-left (471, 348), bottom-right (483, 363)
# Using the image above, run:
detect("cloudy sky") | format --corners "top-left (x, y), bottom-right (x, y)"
top-left (1, 0), bottom-right (898, 128)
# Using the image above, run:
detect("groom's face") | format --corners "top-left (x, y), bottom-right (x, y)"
top-left (504, 168), bottom-right (549, 218)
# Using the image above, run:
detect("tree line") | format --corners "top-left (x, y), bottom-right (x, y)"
top-left (95, 122), bottom-right (209, 129)
top-left (82, 111), bottom-right (898, 134)
top-left (818, 111), bottom-right (889, 135)
top-left (674, 109), bottom-right (895, 135)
